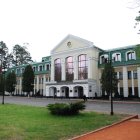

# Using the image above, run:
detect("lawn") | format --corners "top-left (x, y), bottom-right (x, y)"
top-left (0, 104), bottom-right (126, 140)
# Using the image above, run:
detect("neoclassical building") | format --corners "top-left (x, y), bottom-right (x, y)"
top-left (7, 34), bottom-right (140, 98)
top-left (46, 35), bottom-right (101, 98)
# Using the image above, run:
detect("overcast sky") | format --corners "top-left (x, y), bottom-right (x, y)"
top-left (0, 0), bottom-right (139, 61)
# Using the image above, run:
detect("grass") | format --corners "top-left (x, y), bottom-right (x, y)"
top-left (0, 104), bottom-right (126, 140)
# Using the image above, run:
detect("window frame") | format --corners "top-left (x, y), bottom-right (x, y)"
top-left (78, 54), bottom-right (88, 80)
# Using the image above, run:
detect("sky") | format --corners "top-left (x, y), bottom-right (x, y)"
top-left (0, 0), bottom-right (139, 61)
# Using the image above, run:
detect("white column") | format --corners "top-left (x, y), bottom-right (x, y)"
top-left (69, 86), bottom-right (74, 97)
top-left (49, 64), bottom-right (51, 70)
top-left (137, 67), bottom-right (140, 97)
top-left (46, 86), bottom-right (49, 96)
top-left (34, 80), bottom-right (36, 95)
top-left (84, 85), bottom-right (88, 97)
top-left (43, 75), bottom-right (46, 96)
top-left (51, 60), bottom-right (54, 81)
top-left (88, 57), bottom-right (92, 79)
top-left (98, 70), bottom-right (102, 96)
top-left (57, 87), bottom-right (61, 97)
top-left (74, 56), bottom-right (78, 80)
top-left (117, 72), bottom-right (120, 95)
top-left (61, 58), bottom-right (66, 81)
top-left (19, 77), bottom-right (22, 95)
top-left (36, 75), bottom-right (39, 92)
top-left (131, 70), bottom-right (135, 95)
top-left (123, 66), bottom-right (128, 97)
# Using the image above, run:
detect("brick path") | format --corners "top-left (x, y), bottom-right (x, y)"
top-left (71, 115), bottom-right (140, 140)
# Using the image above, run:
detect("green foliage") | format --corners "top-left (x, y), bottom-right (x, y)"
top-left (22, 65), bottom-right (34, 94)
top-left (135, 44), bottom-right (140, 58)
top-left (5, 71), bottom-right (16, 94)
top-left (47, 101), bottom-right (85, 115)
top-left (101, 63), bottom-right (118, 96)
top-left (0, 104), bottom-right (124, 140)
top-left (135, 11), bottom-right (140, 33)
top-left (135, 11), bottom-right (140, 22)
top-left (0, 41), bottom-right (9, 70)
top-left (0, 41), bottom-right (8, 56)
top-left (10, 44), bottom-right (33, 66)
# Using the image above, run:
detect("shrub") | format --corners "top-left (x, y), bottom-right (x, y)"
top-left (47, 101), bottom-right (85, 116)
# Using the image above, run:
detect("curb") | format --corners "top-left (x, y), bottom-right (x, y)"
top-left (88, 99), bottom-right (140, 104)
top-left (70, 115), bottom-right (138, 140)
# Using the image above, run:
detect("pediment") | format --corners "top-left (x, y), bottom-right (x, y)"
top-left (51, 34), bottom-right (93, 54)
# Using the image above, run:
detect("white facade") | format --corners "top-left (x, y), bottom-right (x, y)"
top-left (45, 34), bottom-right (101, 98)
top-left (11, 35), bottom-right (140, 98)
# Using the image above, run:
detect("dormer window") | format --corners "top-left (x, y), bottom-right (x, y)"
top-left (100, 54), bottom-right (108, 64)
top-left (16, 68), bottom-right (20, 74)
top-left (46, 64), bottom-right (50, 71)
top-left (33, 66), bottom-right (36, 72)
top-left (39, 65), bottom-right (43, 71)
top-left (21, 68), bottom-right (25, 73)
top-left (112, 53), bottom-right (121, 62)
top-left (126, 51), bottom-right (136, 61)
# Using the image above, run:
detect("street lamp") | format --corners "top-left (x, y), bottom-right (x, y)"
top-left (0, 46), bottom-right (5, 104)
top-left (110, 61), bottom-right (113, 115)
top-left (109, 54), bottom-right (114, 116)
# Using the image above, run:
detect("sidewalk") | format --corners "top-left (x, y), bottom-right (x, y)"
top-left (88, 99), bottom-right (140, 104)
top-left (71, 115), bottom-right (140, 140)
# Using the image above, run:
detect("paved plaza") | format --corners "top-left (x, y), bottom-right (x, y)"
top-left (1, 96), bottom-right (140, 115)
top-left (72, 115), bottom-right (140, 140)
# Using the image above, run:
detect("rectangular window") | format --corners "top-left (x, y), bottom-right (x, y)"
top-left (114, 72), bottom-right (117, 79)
top-left (46, 64), bottom-right (50, 70)
top-left (39, 78), bottom-right (41, 84)
top-left (133, 70), bottom-right (137, 79)
top-left (34, 78), bottom-right (37, 84)
top-left (128, 71), bottom-right (131, 79)
top-left (119, 72), bottom-right (123, 80)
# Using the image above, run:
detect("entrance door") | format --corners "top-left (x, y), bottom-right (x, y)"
top-left (78, 86), bottom-right (83, 98)
top-left (65, 87), bottom-right (69, 98)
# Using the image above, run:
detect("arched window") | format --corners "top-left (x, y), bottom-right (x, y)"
top-left (112, 53), bottom-right (121, 62)
top-left (126, 51), bottom-right (136, 61)
top-left (66, 56), bottom-right (73, 81)
top-left (33, 66), bottom-right (36, 72)
top-left (78, 54), bottom-right (88, 80)
top-left (54, 58), bottom-right (61, 81)
top-left (39, 65), bottom-right (43, 71)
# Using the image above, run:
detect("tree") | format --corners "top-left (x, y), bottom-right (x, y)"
top-left (135, 44), bottom-right (140, 58)
top-left (10, 44), bottom-right (33, 66)
top-left (5, 71), bottom-right (16, 95)
top-left (22, 65), bottom-right (34, 96)
top-left (0, 74), bottom-right (4, 95)
top-left (132, 0), bottom-right (140, 33)
top-left (135, 11), bottom-right (140, 33)
top-left (100, 62), bottom-right (118, 97)
top-left (0, 41), bottom-right (9, 71)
